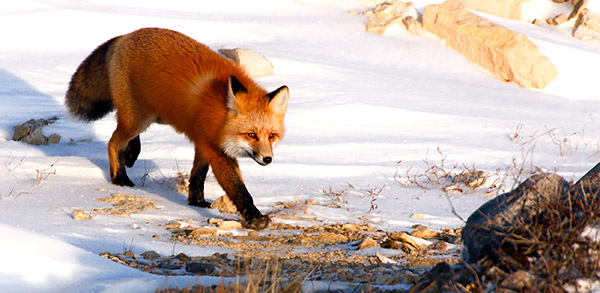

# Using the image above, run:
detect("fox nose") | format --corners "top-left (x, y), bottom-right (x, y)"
top-left (263, 156), bottom-right (272, 165)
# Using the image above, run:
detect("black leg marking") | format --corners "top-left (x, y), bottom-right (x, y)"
top-left (124, 135), bottom-right (141, 168)
top-left (112, 150), bottom-right (134, 187)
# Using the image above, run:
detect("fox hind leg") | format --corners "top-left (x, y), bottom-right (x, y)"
top-left (124, 135), bottom-right (141, 168)
top-left (108, 113), bottom-right (153, 187)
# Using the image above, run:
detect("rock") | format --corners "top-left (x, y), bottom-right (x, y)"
top-left (189, 227), bottom-right (218, 236)
top-left (381, 238), bottom-right (401, 249)
top-left (363, 0), bottom-right (419, 35)
top-left (375, 251), bottom-right (397, 264)
top-left (573, 9), bottom-right (600, 46)
top-left (568, 0), bottom-right (589, 20)
top-left (411, 225), bottom-right (437, 239)
top-left (72, 209), bottom-right (91, 220)
top-left (422, 0), bottom-right (557, 89)
top-left (12, 117), bottom-right (60, 146)
top-left (47, 133), bottom-right (61, 144)
top-left (428, 240), bottom-right (447, 251)
top-left (358, 236), bottom-right (379, 249)
top-left (410, 262), bottom-right (458, 292)
top-left (499, 270), bottom-right (534, 291)
top-left (546, 14), bottom-right (568, 25)
top-left (210, 194), bottom-right (238, 214)
top-left (175, 252), bottom-right (191, 262)
top-left (218, 48), bottom-right (274, 78)
top-left (390, 232), bottom-right (424, 253)
top-left (457, 0), bottom-right (524, 20)
top-left (123, 251), bottom-right (135, 258)
top-left (402, 16), bottom-right (421, 34)
top-left (410, 212), bottom-right (425, 219)
top-left (217, 220), bottom-right (242, 230)
top-left (186, 262), bottom-right (217, 275)
top-left (140, 250), bottom-right (161, 260)
top-left (462, 173), bottom-right (570, 263)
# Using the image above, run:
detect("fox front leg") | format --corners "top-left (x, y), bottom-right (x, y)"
top-left (205, 146), bottom-right (270, 230)
top-left (188, 146), bottom-right (211, 208)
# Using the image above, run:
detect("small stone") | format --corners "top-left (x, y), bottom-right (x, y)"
top-left (210, 195), bottom-right (238, 214)
top-left (411, 225), bottom-right (437, 239)
top-left (208, 218), bottom-right (223, 225)
top-left (189, 227), bottom-right (217, 236)
top-left (390, 232), bottom-right (424, 252)
top-left (410, 212), bottom-right (425, 219)
top-left (428, 240), bottom-right (447, 251)
top-left (48, 133), bottom-right (61, 144)
top-left (141, 250), bottom-right (161, 260)
top-left (499, 270), bottom-right (534, 291)
top-left (403, 16), bottom-right (421, 34)
top-left (358, 236), bottom-right (379, 249)
top-left (376, 251), bottom-right (397, 264)
top-left (12, 124), bottom-right (30, 141)
top-left (218, 220), bottom-right (242, 230)
top-left (123, 251), bottom-right (135, 258)
top-left (175, 253), bottom-right (191, 262)
top-left (546, 14), bottom-right (568, 25)
top-left (186, 262), bottom-right (217, 275)
top-left (157, 262), bottom-right (181, 270)
top-left (72, 209), bottom-right (91, 220)
top-left (381, 238), bottom-right (401, 250)
top-left (318, 232), bottom-right (349, 244)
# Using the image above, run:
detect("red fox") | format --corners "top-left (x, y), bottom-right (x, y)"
top-left (65, 28), bottom-right (289, 230)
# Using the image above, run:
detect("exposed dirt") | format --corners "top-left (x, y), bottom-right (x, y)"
top-left (100, 216), bottom-right (462, 289)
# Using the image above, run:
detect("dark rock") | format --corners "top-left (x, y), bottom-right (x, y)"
top-left (185, 262), bottom-right (217, 275)
top-left (462, 173), bottom-right (570, 263)
top-left (157, 262), bottom-right (181, 270)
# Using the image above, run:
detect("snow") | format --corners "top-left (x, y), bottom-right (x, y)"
top-left (1, 0), bottom-right (600, 291)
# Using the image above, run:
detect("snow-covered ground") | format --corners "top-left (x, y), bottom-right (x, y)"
top-left (1, 0), bottom-right (599, 291)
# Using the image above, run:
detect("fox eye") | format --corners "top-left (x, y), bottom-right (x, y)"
top-left (246, 132), bottom-right (257, 139)
top-left (269, 133), bottom-right (277, 139)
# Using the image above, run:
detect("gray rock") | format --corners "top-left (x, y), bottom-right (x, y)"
top-left (140, 250), bottom-right (161, 261)
top-left (12, 117), bottom-right (60, 146)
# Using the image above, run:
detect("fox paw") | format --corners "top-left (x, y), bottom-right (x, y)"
top-left (189, 200), bottom-right (211, 208)
top-left (242, 215), bottom-right (271, 230)
top-left (111, 175), bottom-right (135, 187)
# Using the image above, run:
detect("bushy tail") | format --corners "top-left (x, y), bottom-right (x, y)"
top-left (65, 36), bottom-right (120, 121)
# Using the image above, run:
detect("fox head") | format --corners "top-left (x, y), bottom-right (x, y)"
top-left (221, 76), bottom-right (289, 166)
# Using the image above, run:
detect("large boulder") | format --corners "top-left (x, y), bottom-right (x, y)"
top-left (458, 0), bottom-right (524, 20)
top-left (461, 173), bottom-right (570, 263)
top-left (463, 162), bottom-right (600, 264)
top-left (422, 0), bottom-right (558, 89)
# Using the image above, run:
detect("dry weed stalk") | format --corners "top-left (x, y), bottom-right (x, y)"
top-left (2, 155), bottom-right (58, 198)
top-left (394, 147), bottom-right (497, 194)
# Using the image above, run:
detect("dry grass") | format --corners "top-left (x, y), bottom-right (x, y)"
top-left (393, 147), bottom-right (499, 195)
top-left (156, 257), bottom-right (311, 293)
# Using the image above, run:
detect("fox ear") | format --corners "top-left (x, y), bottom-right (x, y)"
top-left (267, 86), bottom-right (289, 113)
top-left (227, 76), bottom-right (247, 113)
